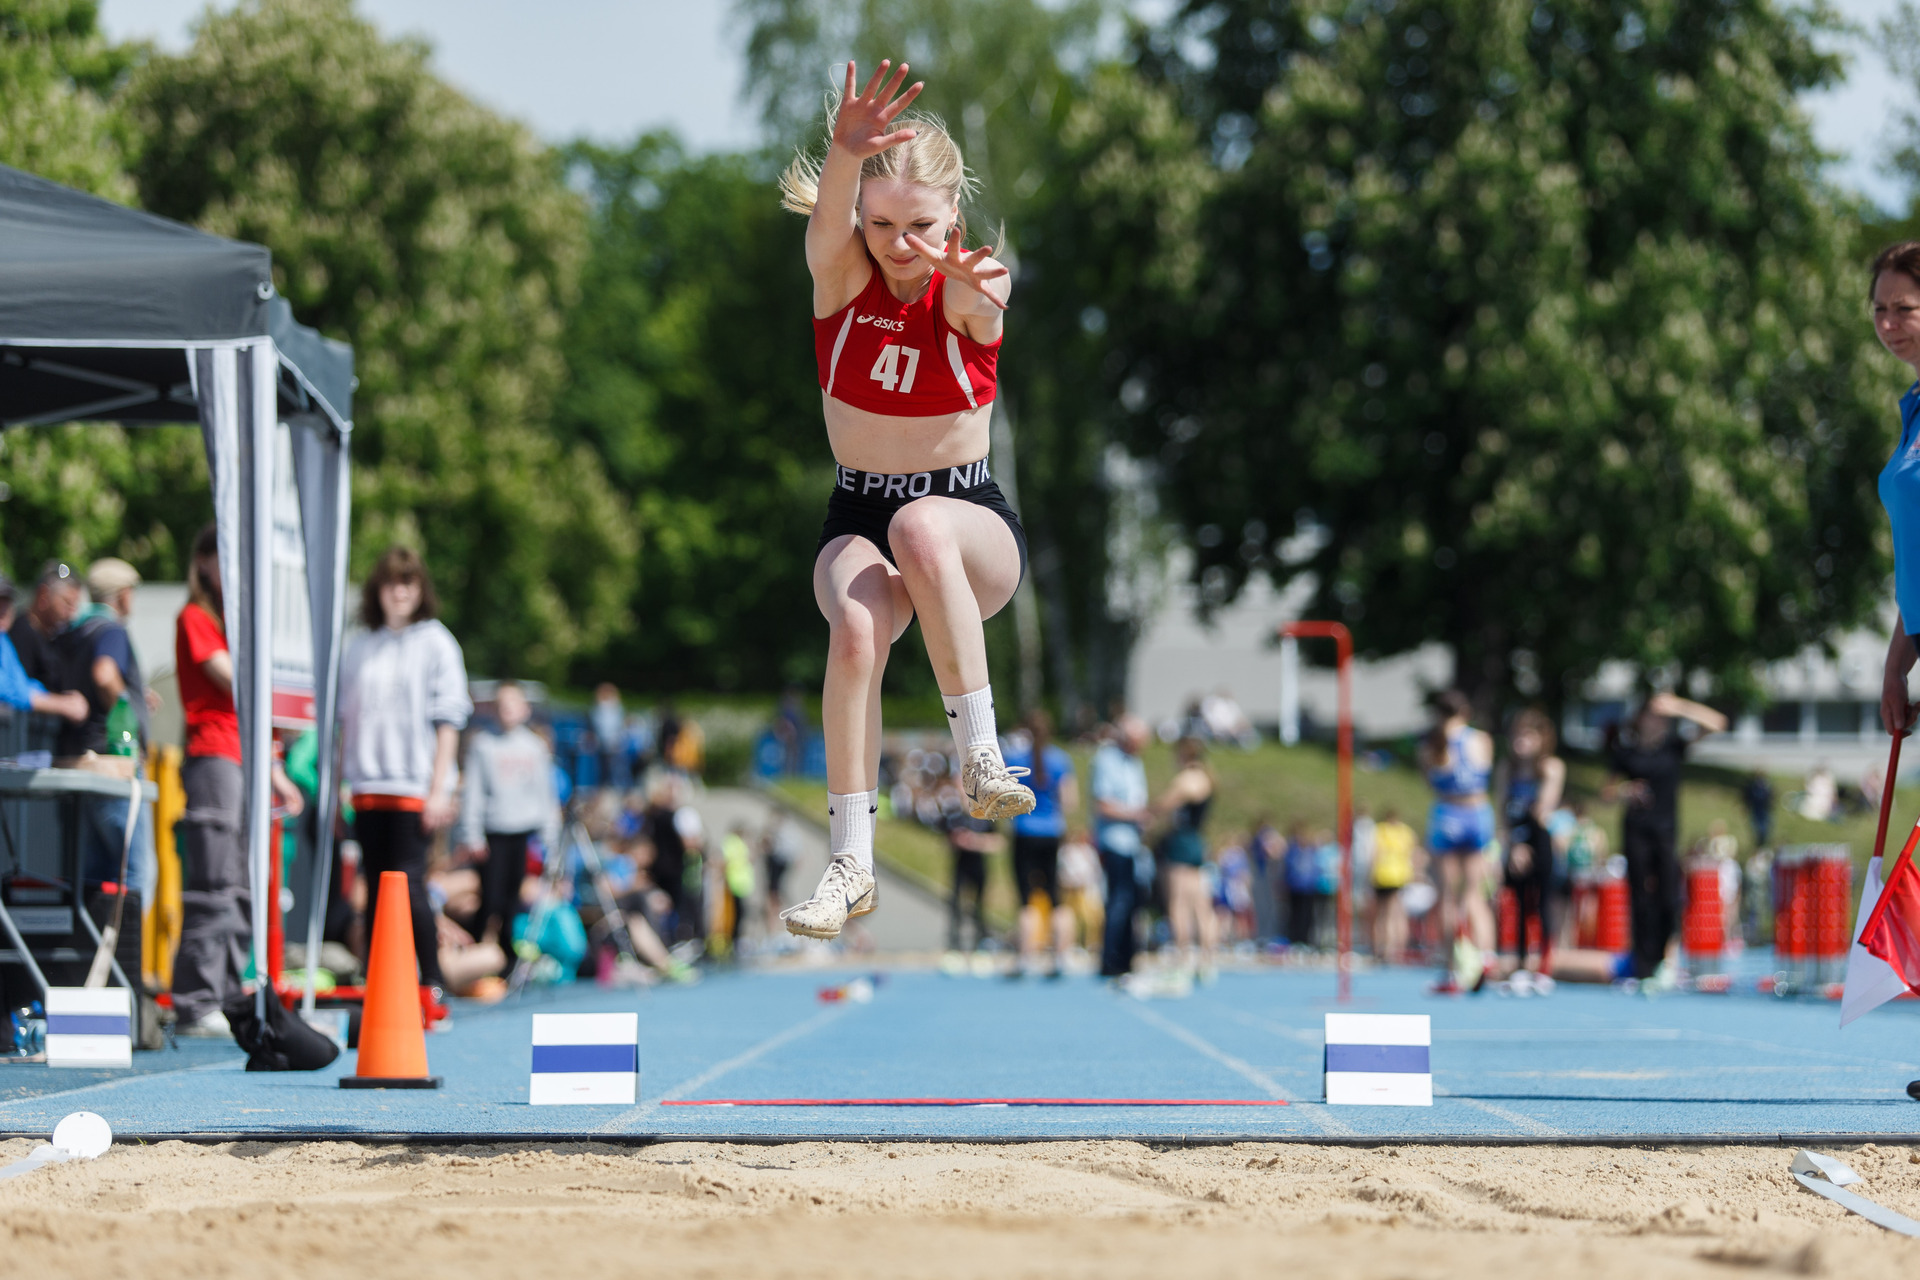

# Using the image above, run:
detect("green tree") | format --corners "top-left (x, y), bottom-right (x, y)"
top-left (555, 135), bottom-right (832, 690)
top-left (1127, 0), bottom-right (1888, 710)
top-left (1872, 2), bottom-right (1920, 252)
top-left (0, 2), bottom-right (212, 585)
top-left (0, 0), bottom-right (133, 198)
top-left (122, 0), bottom-right (634, 680)
top-left (0, 424), bottom-right (210, 582)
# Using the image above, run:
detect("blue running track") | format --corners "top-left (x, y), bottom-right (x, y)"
top-left (3, 966), bottom-right (1919, 1143)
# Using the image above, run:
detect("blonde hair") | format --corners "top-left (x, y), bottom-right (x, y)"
top-left (779, 102), bottom-right (976, 242)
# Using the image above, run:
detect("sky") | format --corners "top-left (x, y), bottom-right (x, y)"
top-left (101, 0), bottom-right (1912, 210)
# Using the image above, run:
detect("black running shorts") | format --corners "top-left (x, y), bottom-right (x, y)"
top-left (815, 457), bottom-right (1028, 583)
top-left (1013, 833), bottom-right (1062, 905)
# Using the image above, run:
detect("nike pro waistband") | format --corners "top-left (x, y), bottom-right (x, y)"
top-left (833, 458), bottom-right (994, 503)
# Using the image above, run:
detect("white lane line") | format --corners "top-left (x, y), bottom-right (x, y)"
top-left (1124, 1002), bottom-right (1352, 1135)
top-left (1447, 1095), bottom-right (1561, 1137)
top-left (1223, 1008), bottom-right (1325, 1046)
top-left (599, 1004), bottom-right (851, 1133)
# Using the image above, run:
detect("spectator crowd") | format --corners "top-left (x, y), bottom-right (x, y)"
top-left (0, 538), bottom-right (1804, 1042)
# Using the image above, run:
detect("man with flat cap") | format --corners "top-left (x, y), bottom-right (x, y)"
top-left (71, 558), bottom-right (159, 906)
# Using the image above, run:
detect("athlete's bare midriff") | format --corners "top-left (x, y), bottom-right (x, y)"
top-left (822, 394), bottom-right (992, 475)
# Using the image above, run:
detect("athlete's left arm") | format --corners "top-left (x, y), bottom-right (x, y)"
top-left (1467, 728), bottom-right (1495, 772)
top-left (1536, 756), bottom-right (1566, 822)
top-left (906, 226), bottom-right (1010, 343)
top-left (1648, 692), bottom-right (1729, 737)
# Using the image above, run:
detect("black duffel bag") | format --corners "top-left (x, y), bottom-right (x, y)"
top-left (223, 990), bottom-right (340, 1072)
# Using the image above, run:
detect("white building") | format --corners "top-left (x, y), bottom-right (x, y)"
top-left (1126, 555), bottom-right (1897, 776)
top-left (1125, 559), bottom-right (1450, 742)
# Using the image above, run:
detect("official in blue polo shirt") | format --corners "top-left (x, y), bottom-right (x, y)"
top-left (1878, 242), bottom-right (1920, 736)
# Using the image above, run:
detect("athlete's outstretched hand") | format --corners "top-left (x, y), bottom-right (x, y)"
top-left (832, 60), bottom-right (924, 159)
top-left (905, 226), bottom-right (1010, 309)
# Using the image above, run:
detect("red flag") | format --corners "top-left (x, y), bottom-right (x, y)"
top-left (1863, 850), bottom-right (1920, 987)
top-left (1862, 819), bottom-right (1920, 989)
top-left (1846, 732), bottom-right (1918, 1024)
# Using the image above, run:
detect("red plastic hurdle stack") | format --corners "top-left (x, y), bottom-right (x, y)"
top-left (1682, 861), bottom-right (1726, 974)
top-left (1772, 845), bottom-right (1851, 987)
top-left (1495, 888), bottom-right (1545, 960)
top-left (1593, 875), bottom-right (1630, 953)
top-left (1571, 876), bottom-right (1629, 952)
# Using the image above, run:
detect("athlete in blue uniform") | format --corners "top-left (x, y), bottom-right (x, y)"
top-left (1868, 241), bottom-right (1920, 1099)
top-left (1419, 689), bottom-right (1495, 990)
top-left (1877, 241), bottom-right (1920, 740)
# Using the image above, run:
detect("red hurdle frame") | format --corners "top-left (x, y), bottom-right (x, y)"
top-left (1279, 621), bottom-right (1354, 1003)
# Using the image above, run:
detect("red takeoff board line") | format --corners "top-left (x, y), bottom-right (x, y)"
top-left (661, 1098), bottom-right (1289, 1108)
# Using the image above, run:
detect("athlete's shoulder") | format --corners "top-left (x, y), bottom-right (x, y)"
top-left (814, 254), bottom-right (878, 322)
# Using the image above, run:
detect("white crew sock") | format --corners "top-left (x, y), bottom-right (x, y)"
top-left (943, 686), bottom-right (1000, 760)
top-left (827, 790), bottom-right (877, 873)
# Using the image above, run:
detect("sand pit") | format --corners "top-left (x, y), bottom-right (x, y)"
top-left (3, 1138), bottom-right (1917, 1278)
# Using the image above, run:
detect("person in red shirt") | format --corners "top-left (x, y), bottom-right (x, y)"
top-left (171, 524), bottom-right (301, 1037)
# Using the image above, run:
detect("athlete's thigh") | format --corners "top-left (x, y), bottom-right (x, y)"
top-left (1167, 864), bottom-right (1198, 903)
top-left (889, 496), bottom-right (1021, 619)
top-left (813, 534), bottom-right (914, 642)
top-left (1455, 851), bottom-right (1487, 893)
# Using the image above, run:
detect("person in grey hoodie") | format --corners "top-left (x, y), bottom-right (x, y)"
top-left (339, 547), bottom-right (471, 991)
top-left (455, 680), bottom-right (557, 966)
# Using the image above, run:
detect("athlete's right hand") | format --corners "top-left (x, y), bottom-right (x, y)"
top-left (1885, 628), bottom-right (1917, 737)
top-left (1884, 668), bottom-right (1915, 737)
top-left (832, 60), bottom-right (924, 159)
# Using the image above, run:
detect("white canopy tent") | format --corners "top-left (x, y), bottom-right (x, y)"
top-left (0, 163), bottom-right (353, 1021)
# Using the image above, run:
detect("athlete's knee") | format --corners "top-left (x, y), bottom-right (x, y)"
top-left (886, 502), bottom-right (957, 577)
top-left (826, 607), bottom-right (883, 669)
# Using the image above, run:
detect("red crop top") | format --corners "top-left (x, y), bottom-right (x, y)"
top-left (814, 268), bottom-right (1000, 415)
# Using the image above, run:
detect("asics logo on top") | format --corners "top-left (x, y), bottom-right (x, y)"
top-left (857, 314), bottom-right (906, 332)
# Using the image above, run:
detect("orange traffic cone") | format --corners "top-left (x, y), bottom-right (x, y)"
top-left (340, 870), bottom-right (442, 1089)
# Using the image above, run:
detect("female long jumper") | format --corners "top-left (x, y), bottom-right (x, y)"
top-left (777, 61), bottom-right (1035, 939)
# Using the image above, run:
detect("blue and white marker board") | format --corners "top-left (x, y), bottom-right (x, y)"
top-left (530, 1012), bottom-right (639, 1105)
top-left (46, 987), bottom-right (132, 1069)
top-left (1324, 1013), bottom-right (1431, 1106)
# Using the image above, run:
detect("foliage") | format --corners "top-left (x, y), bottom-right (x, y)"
top-left (0, 1), bottom-right (206, 585)
top-left (0, 425), bottom-right (209, 582)
top-left (121, 0), bottom-right (635, 680)
top-left (1124, 0), bottom-right (1891, 711)
top-left (0, 0), bottom-right (134, 198)
top-left (0, 0), bottom-right (1903, 720)
top-left (555, 136), bottom-right (833, 691)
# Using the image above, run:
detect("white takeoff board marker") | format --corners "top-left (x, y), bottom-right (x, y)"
top-left (1324, 1013), bottom-right (1431, 1106)
top-left (529, 1012), bottom-right (639, 1105)
top-left (45, 988), bottom-right (132, 1069)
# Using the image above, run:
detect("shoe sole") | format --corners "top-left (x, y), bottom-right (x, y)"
top-left (970, 789), bottom-right (1037, 821)
top-left (782, 885), bottom-right (877, 939)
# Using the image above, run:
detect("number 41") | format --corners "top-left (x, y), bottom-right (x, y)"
top-left (869, 344), bottom-right (920, 393)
